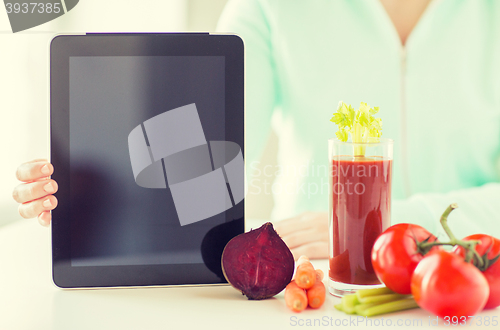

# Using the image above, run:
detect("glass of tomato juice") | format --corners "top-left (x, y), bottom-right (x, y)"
top-left (328, 138), bottom-right (393, 296)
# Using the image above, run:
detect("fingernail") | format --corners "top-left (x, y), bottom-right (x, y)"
top-left (43, 198), bottom-right (52, 208)
top-left (41, 164), bottom-right (50, 175)
top-left (43, 182), bottom-right (54, 193)
top-left (38, 217), bottom-right (48, 227)
top-left (38, 211), bottom-right (50, 227)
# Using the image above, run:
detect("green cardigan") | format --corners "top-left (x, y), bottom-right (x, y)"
top-left (217, 0), bottom-right (500, 239)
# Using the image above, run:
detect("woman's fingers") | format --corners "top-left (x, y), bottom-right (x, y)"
top-left (15, 160), bottom-right (53, 182)
top-left (18, 195), bottom-right (58, 220)
top-left (289, 241), bottom-right (329, 260)
top-left (274, 211), bottom-right (328, 245)
top-left (274, 212), bottom-right (325, 236)
top-left (14, 160), bottom-right (58, 225)
top-left (280, 227), bottom-right (329, 249)
top-left (38, 211), bottom-right (52, 227)
top-left (273, 211), bottom-right (329, 259)
top-left (12, 179), bottom-right (58, 204)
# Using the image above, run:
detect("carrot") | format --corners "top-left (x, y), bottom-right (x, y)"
top-left (285, 281), bottom-right (308, 312)
top-left (297, 255), bottom-right (310, 265)
top-left (315, 269), bottom-right (324, 281)
top-left (294, 256), bottom-right (316, 289)
top-left (306, 271), bottom-right (326, 309)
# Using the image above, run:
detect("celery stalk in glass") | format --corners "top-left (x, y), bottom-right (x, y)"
top-left (330, 101), bottom-right (383, 156)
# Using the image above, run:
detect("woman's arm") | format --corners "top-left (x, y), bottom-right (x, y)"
top-left (392, 183), bottom-right (500, 240)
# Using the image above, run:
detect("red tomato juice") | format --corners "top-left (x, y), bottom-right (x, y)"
top-left (329, 156), bottom-right (392, 285)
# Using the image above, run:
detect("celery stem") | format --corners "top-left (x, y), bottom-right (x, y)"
top-left (341, 293), bottom-right (359, 314)
top-left (358, 293), bottom-right (409, 305)
top-left (356, 287), bottom-right (394, 299)
top-left (354, 303), bottom-right (379, 314)
top-left (357, 298), bottom-right (419, 317)
top-left (352, 123), bottom-right (365, 156)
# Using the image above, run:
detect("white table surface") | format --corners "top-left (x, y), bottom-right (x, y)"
top-left (0, 219), bottom-right (498, 330)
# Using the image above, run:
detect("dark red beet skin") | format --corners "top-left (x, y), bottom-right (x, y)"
top-left (221, 222), bottom-right (295, 300)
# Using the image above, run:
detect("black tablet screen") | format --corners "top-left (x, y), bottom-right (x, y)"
top-left (68, 56), bottom-right (243, 267)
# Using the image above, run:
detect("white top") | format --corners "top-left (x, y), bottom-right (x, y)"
top-left (217, 0), bottom-right (500, 240)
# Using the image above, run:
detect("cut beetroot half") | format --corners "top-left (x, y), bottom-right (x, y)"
top-left (221, 222), bottom-right (295, 300)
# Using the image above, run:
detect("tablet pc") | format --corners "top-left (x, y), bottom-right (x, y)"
top-left (50, 33), bottom-right (244, 288)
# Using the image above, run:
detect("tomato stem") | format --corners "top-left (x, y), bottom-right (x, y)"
top-left (419, 203), bottom-right (484, 267)
top-left (439, 203), bottom-right (459, 242)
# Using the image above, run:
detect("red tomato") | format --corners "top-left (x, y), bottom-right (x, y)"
top-left (453, 234), bottom-right (500, 309)
top-left (411, 250), bottom-right (489, 318)
top-left (371, 223), bottom-right (439, 294)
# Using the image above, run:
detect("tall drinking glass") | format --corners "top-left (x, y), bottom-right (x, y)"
top-left (328, 138), bottom-right (393, 297)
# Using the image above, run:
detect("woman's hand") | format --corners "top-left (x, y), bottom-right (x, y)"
top-left (12, 159), bottom-right (58, 227)
top-left (273, 211), bottom-right (328, 260)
